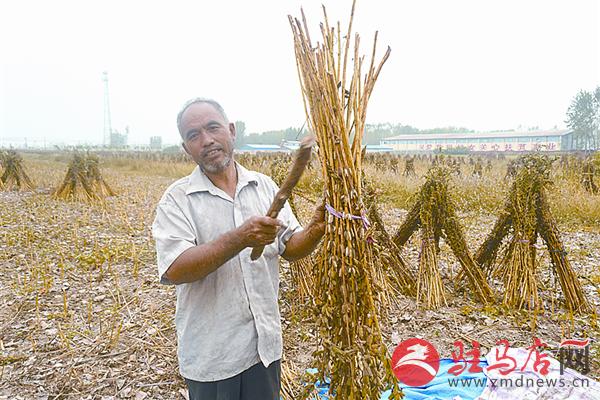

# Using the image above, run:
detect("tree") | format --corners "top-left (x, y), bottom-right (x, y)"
top-left (234, 121), bottom-right (246, 149)
top-left (566, 88), bottom-right (599, 150)
top-left (283, 127), bottom-right (301, 141)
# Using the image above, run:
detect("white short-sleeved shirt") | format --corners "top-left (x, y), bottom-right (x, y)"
top-left (151, 162), bottom-right (302, 382)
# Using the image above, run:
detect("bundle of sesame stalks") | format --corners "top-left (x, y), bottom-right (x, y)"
top-left (392, 167), bottom-right (494, 308)
top-left (290, 1), bottom-right (402, 399)
top-left (55, 152), bottom-right (115, 201)
top-left (85, 153), bottom-right (116, 198)
top-left (364, 180), bottom-right (416, 300)
top-left (480, 155), bottom-right (590, 313)
top-left (0, 150), bottom-right (35, 191)
top-left (289, 204), bottom-right (319, 304)
top-left (474, 209), bottom-right (512, 274)
top-left (536, 190), bottom-right (590, 313)
top-left (416, 191), bottom-right (446, 309)
top-left (289, 252), bottom-right (318, 303)
top-left (493, 162), bottom-right (540, 310)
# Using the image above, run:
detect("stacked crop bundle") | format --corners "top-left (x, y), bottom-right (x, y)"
top-left (417, 193), bottom-right (446, 308)
top-left (0, 150), bottom-right (35, 191)
top-left (493, 159), bottom-right (541, 310)
top-left (55, 152), bottom-right (115, 201)
top-left (85, 153), bottom-right (116, 198)
top-left (289, 1), bottom-right (402, 398)
top-left (392, 167), bottom-right (493, 308)
top-left (478, 155), bottom-right (590, 313)
top-left (364, 180), bottom-right (416, 300)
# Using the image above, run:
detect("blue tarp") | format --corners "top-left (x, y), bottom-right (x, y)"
top-left (395, 358), bottom-right (488, 400)
top-left (305, 359), bottom-right (488, 400)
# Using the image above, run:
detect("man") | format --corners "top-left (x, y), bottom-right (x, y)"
top-left (152, 98), bottom-right (325, 400)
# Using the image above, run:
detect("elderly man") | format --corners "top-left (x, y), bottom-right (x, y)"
top-left (152, 98), bottom-right (324, 400)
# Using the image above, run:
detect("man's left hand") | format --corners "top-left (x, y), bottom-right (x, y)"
top-left (308, 198), bottom-right (326, 236)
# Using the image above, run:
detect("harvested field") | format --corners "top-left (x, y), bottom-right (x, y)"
top-left (0, 152), bottom-right (599, 399)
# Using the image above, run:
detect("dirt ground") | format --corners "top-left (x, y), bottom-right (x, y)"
top-left (1, 160), bottom-right (598, 399)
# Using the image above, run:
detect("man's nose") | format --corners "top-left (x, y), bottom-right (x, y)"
top-left (199, 132), bottom-right (216, 147)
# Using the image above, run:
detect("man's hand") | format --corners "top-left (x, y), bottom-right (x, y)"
top-left (281, 198), bottom-right (326, 262)
top-left (237, 216), bottom-right (283, 248)
top-left (308, 198), bottom-right (326, 236)
top-left (165, 216), bottom-right (282, 284)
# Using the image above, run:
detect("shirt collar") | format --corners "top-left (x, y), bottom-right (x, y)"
top-left (185, 161), bottom-right (258, 196)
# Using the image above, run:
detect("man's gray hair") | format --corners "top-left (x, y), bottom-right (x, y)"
top-left (176, 98), bottom-right (229, 136)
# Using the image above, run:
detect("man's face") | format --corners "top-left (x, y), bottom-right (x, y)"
top-left (180, 102), bottom-right (236, 174)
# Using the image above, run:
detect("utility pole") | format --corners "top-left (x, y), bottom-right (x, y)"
top-left (102, 71), bottom-right (112, 147)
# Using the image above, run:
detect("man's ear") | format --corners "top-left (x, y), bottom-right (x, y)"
top-left (229, 122), bottom-right (237, 141)
top-left (182, 141), bottom-right (191, 155)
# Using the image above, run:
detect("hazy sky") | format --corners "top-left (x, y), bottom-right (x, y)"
top-left (1, 0), bottom-right (599, 146)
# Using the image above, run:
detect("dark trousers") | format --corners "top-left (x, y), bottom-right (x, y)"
top-left (185, 360), bottom-right (281, 400)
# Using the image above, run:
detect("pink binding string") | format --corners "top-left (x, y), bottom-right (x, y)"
top-left (325, 203), bottom-right (373, 243)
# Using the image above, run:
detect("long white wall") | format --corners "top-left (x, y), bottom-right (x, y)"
top-left (386, 139), bottom-right (562, 152)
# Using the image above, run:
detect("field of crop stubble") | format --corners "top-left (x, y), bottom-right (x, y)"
top-left (0, 151), bottom-right (598, 399)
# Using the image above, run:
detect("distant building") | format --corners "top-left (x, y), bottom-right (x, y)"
top-left (239, 144), bottom-right (289, 152)
top-left (150, 136), bottom-right (163, 150)
top-left (110, 127), bottom-right (128, 148)
top-left (365, 144), bottom-right (394, 152)
top-left (381, 129), bottom-right (574, 153)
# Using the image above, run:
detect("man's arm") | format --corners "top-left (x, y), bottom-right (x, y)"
top-left (282, 201), bottom-right (325, 262)
top-left (165, 216), bottom-right (281, 284)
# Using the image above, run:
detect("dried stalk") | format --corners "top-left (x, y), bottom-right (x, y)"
top-left (289, 253), bottom-right (317, 302)
top-left (537, 191), bottom-right (590, 313)
top-left (416, 213), bottom-right (446, 309)
top-left (290, 1), bottom-right (401, 398)
top-left (474, 210), bottom-right (512, 273)
top-left (392, 199), bottom-right (421, 248)
top-left (365, 181), bottom-right (416, 298)
top-left (281, 361), bottom-right (300, 400)
top-left (442, 209), bottom-right (494, 303)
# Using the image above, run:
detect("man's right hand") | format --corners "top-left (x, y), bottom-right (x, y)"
top-left (166, 216), bottom-right (283, 284)
top-left (237, 216), bottom-right (282, 248)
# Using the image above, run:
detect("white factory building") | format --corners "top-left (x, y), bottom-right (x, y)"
top-left (380, 129), bottom-right (574, 153)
